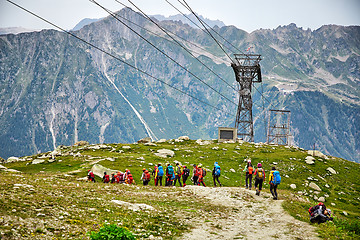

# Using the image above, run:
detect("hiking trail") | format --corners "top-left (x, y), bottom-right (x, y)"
top-left (181, 186), bottom-right (320, 240)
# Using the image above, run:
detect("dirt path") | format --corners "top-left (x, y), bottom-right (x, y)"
top-left (181, 186), bottom-right (320, 240)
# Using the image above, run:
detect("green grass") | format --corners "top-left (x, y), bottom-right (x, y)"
top-left (1, 140), bottom-right (359, 239)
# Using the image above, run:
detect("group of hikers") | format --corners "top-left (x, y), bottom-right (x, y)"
top-left (87, 159), bottom-right (280, 199)
top-left (87, 160), bottom-right (333, 225)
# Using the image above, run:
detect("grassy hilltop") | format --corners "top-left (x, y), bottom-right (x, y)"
top-left (0, 139), bottom-right (359, 239)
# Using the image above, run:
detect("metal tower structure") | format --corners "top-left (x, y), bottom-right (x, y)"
top-left (267, 109), bottom-right (291, 145)
top-left (231, 53), bottom-right (262, 142)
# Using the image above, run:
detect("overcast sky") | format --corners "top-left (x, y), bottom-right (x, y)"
top-left (1, 0), bottom-right (359, 33)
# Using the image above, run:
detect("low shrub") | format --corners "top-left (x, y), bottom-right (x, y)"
top-left (89, 224), bottom-right (136, 240)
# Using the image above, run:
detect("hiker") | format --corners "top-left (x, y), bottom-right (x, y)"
top-left (254, 163), bottom-right (265, 195)
top-left (269, 166), bottom-right (281, 200)
top-left (125, 169), bottom-right (134, 184)
top-left (156, 163), bottom-right (164, 186)
top-left (152, 165), bottom-right (158, 185)
top-left (192, 164), bottom-right (199, 185)
top-left (309, 203), bottom-right (333, 224)
top-left (111, 173), bottom-right (116, 184)
top-left (212, 162), bottom-right (222, 187)
top-left (173, 163), bottom-right (183, 187)
top-left (182, 165), bottom-right (190, 187)
top-left (165, 163), bottom-right (174, 186)
top-left (243, 160), bottom-right (254, 190)
top-left (197, 164), bottom-right (206, 187)
top-left (87, 170), bottom-right (95, 182)
top-left (117, 171), bottom-right (125, 184)
top-left (141, 168), bottom-right (151, 186)
top-left (103, 172), bottom-right (110, 183)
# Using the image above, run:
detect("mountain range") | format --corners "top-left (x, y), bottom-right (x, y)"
top-left (0, 7), bottom-right (359, 162)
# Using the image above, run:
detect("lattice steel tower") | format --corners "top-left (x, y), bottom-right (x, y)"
top-left (231, 54), bottom-right (262, 142)
top-left (267, 109), bottom-right (291, 145)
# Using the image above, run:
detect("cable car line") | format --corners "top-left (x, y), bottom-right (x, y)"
top-left (6, 0), bottom-right (236, 118)
top-left (180, 0), bottom-right (236, 64)
top-left (167, 0), bottom-right (243, 56)
top-left (90, 0), bottom-right (238, 106)
top-left (124, 0), bottom-right (237, 92)
top-left (114, 0), bottom-right (228, 65)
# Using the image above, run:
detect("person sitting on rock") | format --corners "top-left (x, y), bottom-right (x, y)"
top-left (87, 170), bottom-right (95, 182)
top-left (103, 172), bottom-right (110, 183)
top-left (309, 202), bottom-right (333, 224)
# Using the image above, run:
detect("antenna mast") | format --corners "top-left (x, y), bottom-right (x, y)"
top-left (231, 53), bottom-right (262, 142)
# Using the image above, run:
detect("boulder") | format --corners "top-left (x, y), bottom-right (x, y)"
top-left (32, 159), bottom-right (45, 165)
top-left (195, 139), bottom-right (212, 145)
top-left (305, 156), bottom-right (315, 165)
top-left (307, 150), bottom-right (327, 159)
top-left (290, 184), bottom-right (297, 189)
top-left (326, 167), bottom-right (337, 175)
top-left (7, 157), bottom-right (19, 163)
top-left (178, 136), bottom-right (190, 141)
top-left (138, 137), bottom-right (152, 144)
top-left (230, 169), bottom-right (236, 173)
top-left (73, 141), bottom-right (89, 146)
top-left (318, 197), bottom-right (326, 202)
top-left (154, 149), bottom-right (175, 158)
top-left (156, 139), bottom-right (167, 143)
top-left (91, 164), bottom-right (119, 178)
top-left (122, 146), bottom-right (131, 150)
top-left (309, 182), bottom-right (321, 191)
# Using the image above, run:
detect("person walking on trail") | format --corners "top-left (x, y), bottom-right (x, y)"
top-left (87, 170), bottom-right (95, 182)
top-left (111, 173), bottom-right (116, 184)
top-left (212, 162), bottom-right (222, 187)
top-left (182, 165), bottom-right (190, 186)
top-left (117, 171), bottom-right (125, 184)
top-left (141, 168), bottom-right (151, 186)
top-left (192, 164), bottom-right (199, 185)
top-left (254, 163), bottom-right (265, 195)
top-left (309, 202), bottom-right (333, 224)
top-left (152, 165), bottom-right (158, 186)
top-left (156, 163), bottom-right (164, 186)
top-left (197, 164), bottom-right (207, 187)
top-left (125, 169), bottom-right (135, 184)
top-left (269, 166), bottom-right (281, 200)
top-left (103, 172), bottom-right (110, 183)
top-left (165, 163), bottom-right (174, 186)
top-left (173, 163), bottom-right (183, 187)
top-left (243, 160), bottom-right (254, 190)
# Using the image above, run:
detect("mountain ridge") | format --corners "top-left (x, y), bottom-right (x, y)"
top-left (0, 8), bottom-right (359, 162)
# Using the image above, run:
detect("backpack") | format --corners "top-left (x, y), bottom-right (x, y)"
top-left (158, 166), bottom-right (164, 177)
top-left (167, 166), bottom-right (174, 176)
top-left (248, 166), bottom-right (253, 175)
top-left (273, 170), bottom-right (281, 185)
top-left (183, 168), bottom-right (190, 177)
top-left (215, 165), bottom-right (221, 176)
top-left (256, 168), bottom-right (263, 179)
top-left (202, 168), bottom-right (207, 177)
top-left (118, 173), bottom-right (125, 181)
top-left (144, 171), bottom-right (150, 181)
